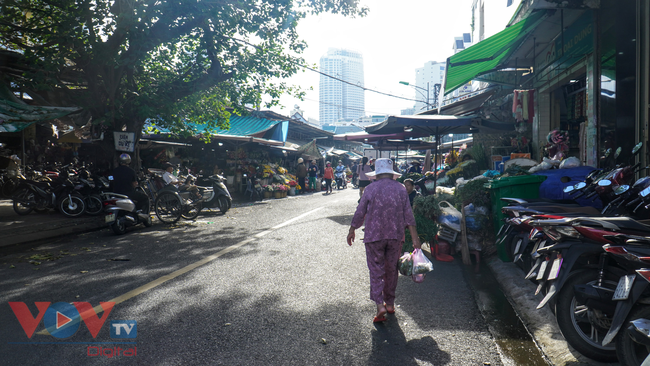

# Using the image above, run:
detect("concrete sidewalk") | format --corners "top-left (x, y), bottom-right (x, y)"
top-left (0, 199), bottom-right (106, 247)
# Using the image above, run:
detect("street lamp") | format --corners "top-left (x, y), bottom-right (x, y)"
top-left (399, 81), bottom-right (432, 110)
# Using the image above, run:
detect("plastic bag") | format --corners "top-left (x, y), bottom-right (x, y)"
top-left (412, 273), bottom-right (426, 283)
top-left (559, 156), bottom-right (581, 169)
top-left (412, 248), bottom-right (434, 274)
top-left (398, 252), bottom-right (413, 276)
top-left (438, 200), bottom-right (461, 231)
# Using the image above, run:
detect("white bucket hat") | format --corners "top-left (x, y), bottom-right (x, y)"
top-left (366, 158), bottom-right (401, 179)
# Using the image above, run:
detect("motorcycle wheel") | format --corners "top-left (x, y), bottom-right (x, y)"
top-left (12, 188), bottom-right (35, 215)
top-left (555, 270), bottom-right (619, 362)
top-left (110, 218), bottom-right (127, 235)
top-left (615, 304), bottom-right (650, 365)
top-left (58, 194), bottom-right (86, 218)
top-left (218, 196), bottom-right (231, 214)
top-left (84, 194), bottom-right (104, 216)
top-left (181, 200), bottom-right (202, 220)
top-left (155, 191), bottom-right (182, 224)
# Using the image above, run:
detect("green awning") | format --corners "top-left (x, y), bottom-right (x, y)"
top-left (444, 10), bottom-right (548, 95)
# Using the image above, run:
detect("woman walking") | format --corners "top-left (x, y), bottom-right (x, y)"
top-left (347, 158), bottom-right (421, 322)
top-left (323, 162), bottom-right (334, 194)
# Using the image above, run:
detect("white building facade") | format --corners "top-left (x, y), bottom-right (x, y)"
top-left (319, 49), bottom-right (365, 125)
top-left (414, 61), bottom-right (446, 112)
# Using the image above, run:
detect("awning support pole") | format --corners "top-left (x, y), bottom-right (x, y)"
top-left (433, 126), bottom-right (439, 193)
top-left (22, 129), bottom-right (25, 169)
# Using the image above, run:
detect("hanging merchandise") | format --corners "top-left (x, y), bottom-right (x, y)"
top-left (512, 89), bottom-right (536, 132)
top-left (545, 130), bottom-right (569, 160)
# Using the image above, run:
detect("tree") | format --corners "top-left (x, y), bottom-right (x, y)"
top-left (0, 0), bottom-right (366, 158)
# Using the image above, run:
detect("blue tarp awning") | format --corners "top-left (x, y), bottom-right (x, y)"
top-left (146, 116), bottom-right (288, 142)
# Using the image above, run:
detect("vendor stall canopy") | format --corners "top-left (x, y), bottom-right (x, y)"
top-left (0, 99), bottom-right (81, 133)
top-left (444, 10), bottom-right (549, 95)
top-left (364, 114), bottom-right (514, 136)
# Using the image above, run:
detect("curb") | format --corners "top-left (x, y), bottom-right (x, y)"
top-left (486, 257), bottom-right (618, 366)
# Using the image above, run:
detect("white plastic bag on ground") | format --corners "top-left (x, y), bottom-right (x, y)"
top-left (559, 156), bottom-right (581, 169)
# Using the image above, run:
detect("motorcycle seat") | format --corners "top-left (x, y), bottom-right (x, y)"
top-left (516, 202), bottom-right (582, 207)
top-left (27, 180), bottom-right (51, 189)
top-left (583, 217), bottom-right (650, 234)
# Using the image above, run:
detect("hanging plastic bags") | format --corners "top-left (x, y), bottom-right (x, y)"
top-left (412, 248), bottom-right (434, 274)
top-left (398, 249), bottom-right (434, 283)
top-left (411, 248), bottom-right (434, 283)
top-left (398, 252), bottom-right (413, 276)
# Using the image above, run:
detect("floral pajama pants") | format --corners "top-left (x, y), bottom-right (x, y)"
top-left (364, 239), bottom-right (402, 305)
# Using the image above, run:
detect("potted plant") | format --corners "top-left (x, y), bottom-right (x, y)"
top-left (262, 185), bottom-right (273, 199)
top-left (288, 180), bottom-right (297, 196)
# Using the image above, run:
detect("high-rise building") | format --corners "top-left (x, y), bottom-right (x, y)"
top-left (414, 61), bottom-right (446, 112)
top-left (319, 49), bottom-right (365, 125)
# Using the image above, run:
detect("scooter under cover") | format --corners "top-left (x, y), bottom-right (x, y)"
top-left (602, 277), bottom-right (650, 346)
top-left (536, 240), bottom-right (603, 310)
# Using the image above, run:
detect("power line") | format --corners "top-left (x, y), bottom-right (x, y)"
top-left (301, 97), bottom-right (408, 116)
top-left (227, 36), bottom-right (425, 105)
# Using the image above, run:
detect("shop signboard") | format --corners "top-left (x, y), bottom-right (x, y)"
top-left (113, 131), bottom-right (136, 152)
top-left (535, 10), bottom-right (594, 83)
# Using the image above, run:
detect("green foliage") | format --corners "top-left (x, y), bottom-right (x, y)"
top-left (503, 164), bottom-right (531, 176)
top-left (413, 193), bottom-right (456, 220)
top-left (464, 143), bottom-right (489, 171)
top-left (397, 172), bottom-right (421, 183)
top-left (403, 193), bottom-right (456, 252)
top-left (454, 178), bottom-right (490, 207)
top-left (445, 160), bottom-right (480, 185)
top-left (0, 0), bottom-right (367, 143)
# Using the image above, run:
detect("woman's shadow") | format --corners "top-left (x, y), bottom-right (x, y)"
top-left (367, 317), bottom-right (451, 365)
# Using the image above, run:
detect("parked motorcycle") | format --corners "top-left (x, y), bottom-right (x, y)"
top-left (196, 173), bottom-right (232, 213)
top-left (104, 193), bottom-right (152, 234)
top-left (12, 175), bottom-right (86, 217)
top-left (335, 171), bottom-right (347, 189)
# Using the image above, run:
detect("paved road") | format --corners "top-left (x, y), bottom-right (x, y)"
top-left (0, 188), bottom-right (504, 365)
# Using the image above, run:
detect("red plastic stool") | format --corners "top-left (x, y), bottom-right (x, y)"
top-left (434, 239), bottom-right (454, 262)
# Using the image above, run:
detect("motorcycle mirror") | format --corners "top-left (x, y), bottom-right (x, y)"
top-left (641, 186), bottom-right (650, 198)
top-left (574, 182), bottom-right (587, 190)
top-left (615, 185), bottom-right (630, 195)
top-left (633, 142), bottom-right (643, 155)
top-left (563, 186), bottom-right (575, 193)
top-left (598, 179), bottom-right (612, 187)
top-left (604, 148), bottom-right (612, 158)
top-left (615, 147), bottom-right (622, 159)
top-left (108, 176), bottom-right (114, 181)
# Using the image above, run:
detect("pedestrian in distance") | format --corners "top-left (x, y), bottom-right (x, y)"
top-left (351, 160), bottom-right (359, 188)
top-left (347, 158), bottom-right (421, 323)
top-left (357, 157), bottom-right (373, 199)
top-left (296, 158), bottom-right (307, 194)
top-left (407, 161), bottom-right (422, 174)
top-left (323, 162), bottom-right (334, 194)
top-left (308, 160), bottom-right (319, 192)
top-left (403, 178), bottom-right (420, 207)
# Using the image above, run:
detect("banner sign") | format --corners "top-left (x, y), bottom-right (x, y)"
top-left (113, 131), bottom-right (135, 152)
